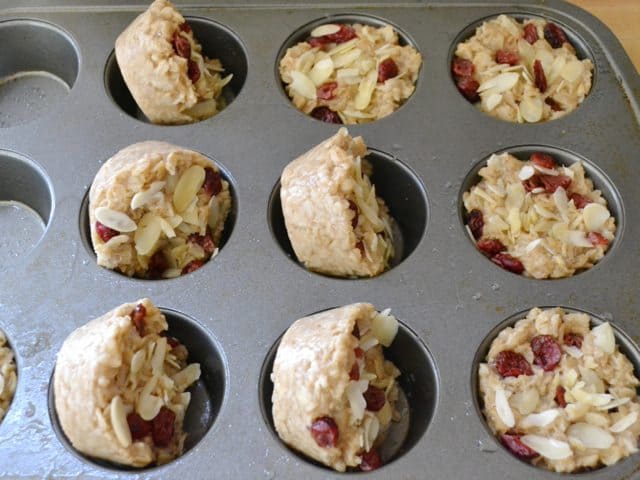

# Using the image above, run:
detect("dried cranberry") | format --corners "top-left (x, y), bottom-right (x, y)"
top-left (476, 238), bottom-right (506, 257)
top-left (501, 433), bottom-right (539, 459)
top-left (533, 59), bottom-right (547, 93)
top-left (152, 406), bottom-right (176, 447)
top-left (531, 335), bottom-right (562, 371)
top-left (491, 253), bottom-right (524, 274)
top-left (187, 59), bottom-right (201, 83)
top-left (348, 200), bottom-right (359, 229)
top-left (522, 175), bottom-right (543, 193)
top-left (523, 23), bottom-right (539, 44)
top-left (204, 167), bottom-right (222, 197)
top-left (360, 449), bottom-right (382, 471)
top-left (555, 386), bottom-right (567, 408)
top-left (182, 259), bottom-right (204, 275)
top-left (544, 22), bottom-right (569, 49)
top-left (179, 22), bottom-right (192, 34)
top-left (95, 221), bottom-right (119, 243)
top-left (545, 97), bottom-right (563, 111)
top-left (127, 412), bottom-right (152, 440)
top-left (324, 24), bottom-right (357, 44)
top-left (308, 37), bottom-right (329, 49)
top-left (378, 58), bottom-right (399, 83)
top-left (355, 240), bottom-right (365, 256)
top-left (147, 251), bottom-right (168, 279)
top-left (495, 50), bottom-right (519, 66)
top-left (564, 332), bottom-right (583, 349)
top-left (456, 76), bottom-right (480, 102)
top-left (530, 152), bottom-right (556, 169)
top-left (495, 350), bottom-right (533, 378)
top-left (160, 331), bottom-right (181, 348)
top-left (467, 209), bottom-right (484, 240)
top-left (188, 230), bottom-right (216, 256)
top-left (588, 232), bottom-right (609, 246)
top-left (310, 106), bottom-right (342, 124)
top-left (316, 81), bottom-right (338, 100)
top-left (539, 174), bottom-right (571, 193)
top-left (310, 417), bottom-right (339, 448)
top-left (131, 304), bottom-right (146, 336)
top-left (354, 347), bottom-right (364, 359)
top-left (349, 362), bottom-right (360, 381)
top-left (452, 56), bottom-right (475, 77)
top-left (569, 193), bottom-right (591, 209)
top-left (363, 385), bottom-right (386, 412)
top-left (173, 32), bottom-right (191, 59)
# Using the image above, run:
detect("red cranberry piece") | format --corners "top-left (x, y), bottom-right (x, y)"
top-left (325, 24), bottom-right (357, 44)
top-left (363, 385), bottom-right (386, 412)
top-left (491, 253), bottom-right (524, 274)
top-left (127, 412), bottom-right (152, 440)
top-left (348, 200), bottom-right (359, 229)
top-left (564, 332), bottom-right (583, 349)
top-left (555, 386), bottom-right (567, 408)
top-left (308, 36), bottom-right (329, 49)
top-left (523, 23), bottom-right (539, 44)
top-left (533, 59), bottom-right (547, 93)
top-left (530, 152), bottom-right (556, 169)
top-left (476, 238), bottom-right (506, 257)
top-left (310, 106), bottom-right (342, 124)
top-left (147, 251), bottom-right (168, 279)
top-left (355, 240), bottom-right (365, 256)
top-left (188, 60), bottom-right (201, 83)
top-left (539, 174), bottom-right (571, 194)
top-left (456, 76), bottom-right (480, 102)
top-left (588, 232), bottom-right (609, 246)
top-left (152, 406), bottom-right (176, 447)
top-left (545, 97), bottom-right (563, 111)
top-left (349, 362), bottom-right (360, 381)
top-left (179, 22), bottom-right (192, 34)
top-left (495, 350), bottom-right (533, 378)
top-left (360, 449), bottom-right (383, 471)
top-left (131, 303), bottom-right (146, 336)
top-left (354, 347), bottom-right (364, 359)
top-left (173, 32), bottom-right (191, 59)
top-left (310, 416), bottom-right (339, 448)
top-left (531, 335), bottom-right (562, 371)
top-left (204, 167), bottom-right (222, 197)
top-left (522, 175), bottom-right (543, 193)
top-left (495, 49), bottom-right (519, 66)
top-left (569, 193), bottom-right (591, 209)
top-left (95, 221), bottom-right (119, 243)
top-left (160, 331), bottom-right (181, 349)
top-left (467, 209), bottom-right (484, 240)
top-left (501, 433), bottom-right (539, 459)
top-left (452, 56), bottom-right (475, 77)
top-left (188, 229), bottom-right (216, 256)
top-left (182, 259), bottom-right (204, 275)
top-left (544, 22), bottom-right (569, 49)
top-left (378, 58), bottom-right (399, 83)
top-left (316, 81), bottom-right (338, 100)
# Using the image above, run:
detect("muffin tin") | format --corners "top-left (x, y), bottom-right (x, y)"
top-left (0, 1), bottom-right (639, 478)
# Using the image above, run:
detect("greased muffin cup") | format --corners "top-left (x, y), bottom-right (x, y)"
top-left (0, 1), bottom-right (639, 480)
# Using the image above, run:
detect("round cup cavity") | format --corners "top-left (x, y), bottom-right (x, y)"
top-left (0, 19), bottom-right (79, 128)
top-left (458, 145), bottom-right (623, 279)
top-left (48, 307), bottom-right (227, 472)
top-left (0, 326), bottom-right (18, 427)
top-left (0, 150), bottom-right (53, 267)
top-left (268, 148), bottom-right (428, 279)
top-left (471, 307), bottom-right (640, 472)
top-left (448, 13), bottom-right (595, 122)
top-left (275, 13), bottom-right (422, 124)
top-left (79, 155), bottom-right (237, 280)
top-left (259, 309), bottom-right (438, 472)
top-left (104, 16), bottom-right (247, 124)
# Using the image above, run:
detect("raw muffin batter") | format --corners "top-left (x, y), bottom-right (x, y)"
top-left (452, 14), bottom-right (593, 123)
top-left (116, 0), bottom-right (233, 124)
top-left (463, 151), bottom-right (614, 278)
top-left (90, 141), bottom-right (231, 278)
top-left (280, 128), bottom-right (394, 277)
top-left (279, 22), bottom-right (421, 124)
top-left (271, 303), bottom-right (401, 471)
top-left (0, 329), bottom-right (17, 423)
top-left (479, 307), bottom-right (640, 472)
top-left (54, 299), bottom-right (201, 467)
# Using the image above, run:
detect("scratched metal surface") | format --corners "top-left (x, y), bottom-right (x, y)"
top-left (0, 1), bottom-right (639, 479)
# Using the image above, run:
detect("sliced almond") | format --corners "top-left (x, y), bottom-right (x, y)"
top-left (517, 39), bottom-right (536, 66)
top-left (561, 60), bottom-right (585, 83)
top-left (598, 397), bottom-right (631, 411)
top-left (610, 411), bottom-right (638, 433)
top-left (309, 56), bottom-right (334, 86)
top-left (347, 379), bottom-right (368, 421)
top-left (551, 222), bottom-right (569, 241)
top-left (477, 72), bottom-right (519, 94)
top-left (583, 203), bottom-right (610, 231)
top-left (566, 230), bottom-right (593, 248)
top-left (521, 409), bottom-right (561, 428)
top-left (553, 187), bottom-right (569, 223)
top-left (510, 388), bottom-right (540, 415)
top-left (578, 365), bottom-right (605, 393)
top-left (518, 165), bottom-right (535, 181)
top-left (533, 164), bottom-right (559, 176)
top-left (173, 363), bottom-right (201, 391)
top-left (521, 435), bottom-right (572, 460)
top-left (110, 395), bottom-right (132, 447)
top-left (289, 70), bottom-right (317, 99)
top-left (547, 55), bottom-right (566, 84)
top-left (567, 423), bottom-right (614, 449)
top-left (495, 388), bottom-right (515, 428)
top-left (130, 349), bottom-right (146, 376)
top-left (505, 183), bottom-right (526, 210)
top-left (519, 96), bottom-right (543, 123)
top-left (354, 70), bottom-right (377, 111)
top-left (336, 67), bottom-right (361, 84)
top-left (95, 207), bottom-right (137, 233)
top-left (295, 49), bottom-right (316, 74)
top-left (138, 393), bottom-right (163, 421)
top-left (134, 213), bottom-right (162, 256)
top-left (151, 337), bottom-right (167, 376)
top-left (173, 165), bottom-right (205, 213)
top-left (534, 49), bottom-right (554, 73)
top-left (327, 38), bottom-right (358, 56)
top-left (310, 24), bottom-right (341, 37)
top-left (484, 93), bottom-right (502, 111)
top-left (131, 181), bottom-right (166, 210)
top-left (333, 48), bottom-right (362, 69)
top-left (159, 217), bottom-right (176, 238)
top-left (371, 310), bottom-right (398, 347)
top-left (592, 322), bottom-right (615, 354)
top-left (507, 208), bottom-right (521, 234)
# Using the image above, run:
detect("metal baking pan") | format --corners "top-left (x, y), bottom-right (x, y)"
top-left (0, 1), bottom-right (639, 478)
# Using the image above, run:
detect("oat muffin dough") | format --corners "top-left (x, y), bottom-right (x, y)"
top-left (115, 0), bottom-right (233, 124)
top-left (453, 14), bottom-right (593, 123)
top-left (0, 329), bottom-right (17, 423)
top-left (271, 303), bottom-right (401, 471)
top-left (281, 128), bottom-right (394, 277)
top-left (463, 152), bottom-right (614, 278)
top-left (479, 308), bottom-right (640, 472)
top-left (279, 23), bottom-right (421, 124)
top-left (89, 141), bottom-right (231, 278)
top-left (54, 299), bottom-right (201, 467)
